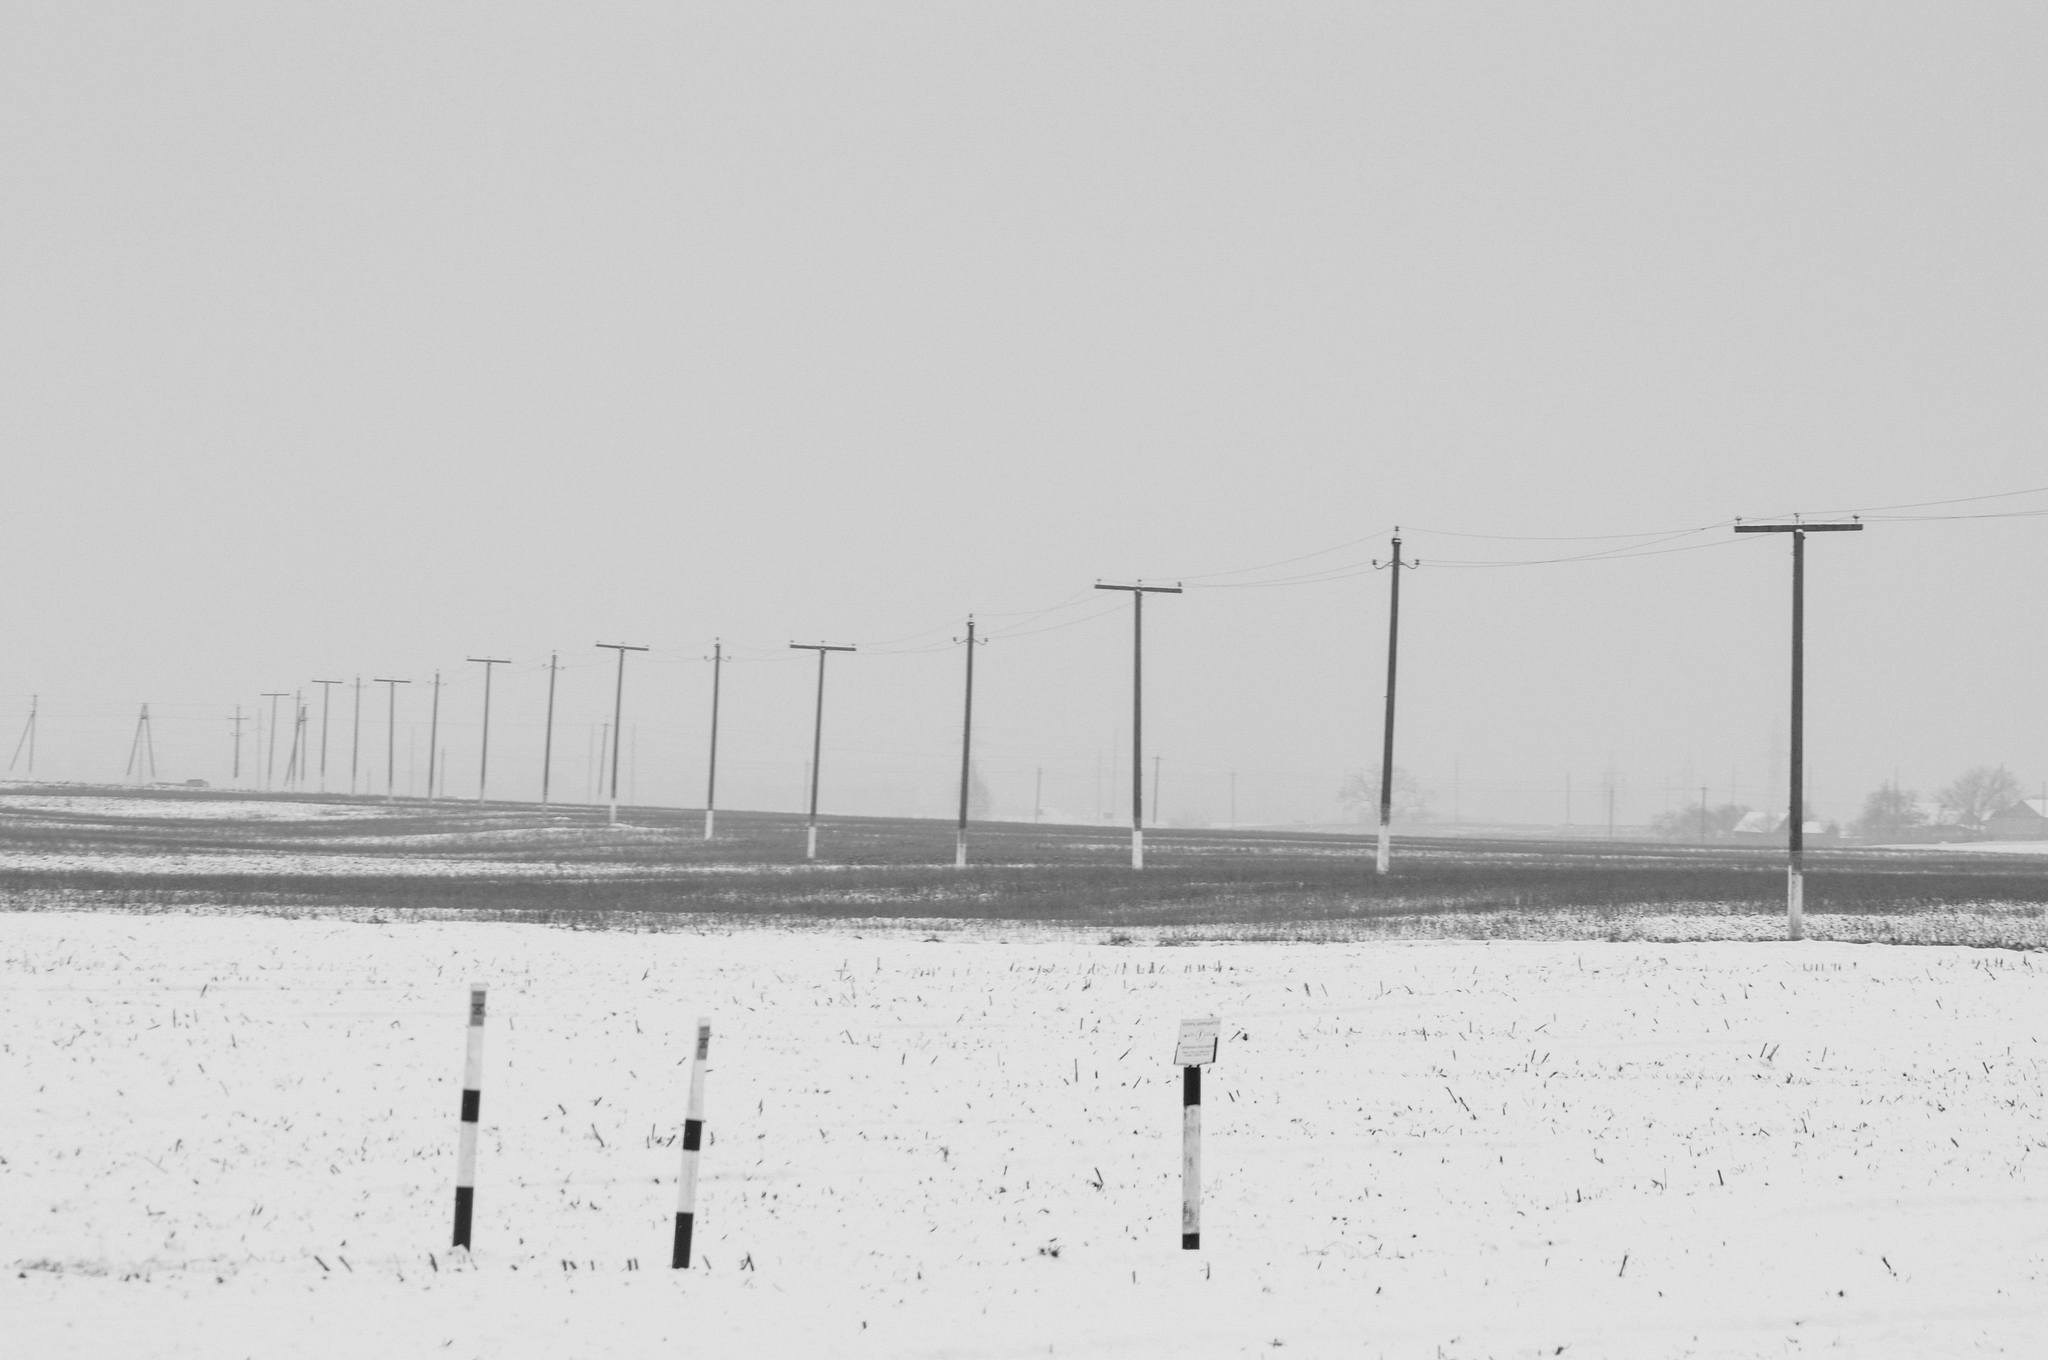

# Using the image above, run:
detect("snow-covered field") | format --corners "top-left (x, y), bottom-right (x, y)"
top-left (0, 795), bottom-right (390, 822)
top-left (6, 913), bottom-right (2046, 1358)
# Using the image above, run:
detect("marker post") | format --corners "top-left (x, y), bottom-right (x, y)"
top-left (1175, 1016), bottom-right (1220, 1249)
top-left (672, 1018), bottom-right (711, 1268)
top-left (453, 984), bottom-right (486, 1249)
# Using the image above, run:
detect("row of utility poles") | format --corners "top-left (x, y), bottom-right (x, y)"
top-left (45, 516), bottom-right (1852, 942)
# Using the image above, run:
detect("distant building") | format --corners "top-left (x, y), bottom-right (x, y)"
top-left (1731, 809), bottom-right (1839, 844)
top-left (1986, 798), bottom-right (2048, 841)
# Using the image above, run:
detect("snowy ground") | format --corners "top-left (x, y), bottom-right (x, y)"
top-left (6, 913), bottom-right (2046, 1358)
top-left (0, 795), bottom-right (390, 821)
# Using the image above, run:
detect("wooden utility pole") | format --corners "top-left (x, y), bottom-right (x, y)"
top-left (702, 642), bottom-right (722, 838)
top-left (541, 652), bottom-right (559, 809)
top-left (1733, 517), bottom-right (1863, 938)
top-left (1373, 535), bottom-right (1417, 875)
top-left (373, 678), bottom-right (410, 802)
top-left (312, 680), bottom-right (343, 793)
top-left (350, 676), bottom-right (363, 795)
top-left (425, 672), bottom-right (443, 799)
top-left (260, 692), bottom-right (288, 791)
top-left (467, 657), bottom-right (511, 803)
top-left (595, 644), bottom-right (648, 826)
top-left (10, 695), bottom-right (37, 775)
top-left (1093, 582), bottom-right (1182, 869)
top-left (790, 642), bottom-right (856, 859)
top-left (954, 620), bottom-right (984, 867)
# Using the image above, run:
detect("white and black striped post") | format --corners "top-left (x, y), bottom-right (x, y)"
top-left (672, 1017), bottom-right (711, 1269)
top-left (1175, 1017), bottom-right (1219, 1250)
top-left (453, 984), bottom-right (486, 1249)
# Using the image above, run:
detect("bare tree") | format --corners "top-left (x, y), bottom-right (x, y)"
top-left (1855, 784), bottom-right (1927, 840)
top-left (1337, 767), bottom-right (1431, 823)
top-left (1936, 765), bottom-right (2022, 827)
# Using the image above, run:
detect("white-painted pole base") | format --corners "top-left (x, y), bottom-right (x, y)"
top-left (672, 1018), bottom-right (710, 1268)
top-left (806, 823), bottom-right (818, 860)
top-left (703, 808), bottom-right (714, 840)
top-left (609, 795), bottom-right (619, 827)
top-left (1375, 823), bottom-right (1391, 875)
top-left (1181, 1064), bottom-right (1201, 1249)
top-left (1788, 867), bottom-right (1804, 940)
top-left (1132, 826), bottom-right (1144, 870)
top-left (954, 831), bottom-right (967, 868)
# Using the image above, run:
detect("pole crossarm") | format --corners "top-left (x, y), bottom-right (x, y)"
top-left (788, 643), bottom-right (857, 653)
top-left (1733, 521), bottom-right (1864, 533)
top-left (1094, 582), bottom-right (1185, 594)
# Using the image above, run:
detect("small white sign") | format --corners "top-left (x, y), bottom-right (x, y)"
top-left (1175, 1016), bottom-right (1220, 1066)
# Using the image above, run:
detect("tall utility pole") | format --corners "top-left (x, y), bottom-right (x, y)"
top-left (790, 642), bottom-right (856, 860)
top-left (350, 676), bottom-right (363, 795)
top-left (467, 657), bottom-right (511, 804)
top-left (373, 679), bottom-right (410, 802)
top-left (954, 620), bottom-right (984, 867)
top-left (702, 642), bottom-right (722, 838)
top-left (541, 652), bottom-right (559, 809)
top-left (595, 643), bottom-right (648, 826)
top-left (312, 680), bottom-right (343, 793)
top-left (230, 705), bottom-right (244, 785)
top-left (425, 672), bottom-right (443, 799)
top-left (1699, 784), bottom-right (1709, 845)
top-left (261, 692), bottom-right (288, 791)
top-left (1733, 517), bottom-right (1864, 939)
top-left (283, 694), bottom-right (305, 788)
top-left (1373, 534), bottom-right (1418, 875)
top-left (9, 695), bottom-right (37, 775)
top-left (125, 704), bottom-right (157, 783)
top-left (1094, 582), bottom-right (1183, 869)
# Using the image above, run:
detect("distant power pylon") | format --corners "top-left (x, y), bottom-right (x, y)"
top-left (9, 695), bottom-right (36, 775)
top-left (1094, 581), bottom-right (1182, 870)
top-left (790, 641), bottom-right (856, 860)
top-left (125, 704), bottom-right (157, 784)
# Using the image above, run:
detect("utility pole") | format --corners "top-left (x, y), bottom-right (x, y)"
top-left (261, 692), bottom-right (288, 791)
top-left (1733, 517), bottom-right (1863, 939)
top-left (1373, 535), bottom-right (1418, 875)
top-left (541, 652), bottom-right (559, 809)
top-left (595, 644), bottom-right (648, 826)
top-left (954, 620), bottom-right (983, 868)
top-left (283, 693), bottom-right (305, 788)
top-left (230, 705), bottom-right (243, 785)
top-left (467, 657), bottom-right (511, 803)
top-left (350, 677), bottom-right (363, 796)
top-left (789, 643), bottom-right (856, 859)
top-left (1094, 582), bottom-right (1183, 869)
top-left (9, 695), bottom-right (36, 775)
top-left (425, 671), bottom-right (443, 799)
top-left (312, 680), bottom-right (343, 793)
top-left (1035, 768), bottom-right (1044, 824)
top-left (702, 642), bottom-right (721, 838)
top-left (1699, 784), bottom-right (1709, 845)
top-left (125, 704), bottom-right (157, 783)
top-left (374, 679), bottom-right (410, 802)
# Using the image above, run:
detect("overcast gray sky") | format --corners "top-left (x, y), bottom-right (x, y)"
top-left (3, 3), bottom-right (2044, 828)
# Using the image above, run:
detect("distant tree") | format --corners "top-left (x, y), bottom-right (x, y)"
top-left (1936, 765), bottom-right (2022, 827)
top-left (1337, 767), bottom-right (1430, 823)
top-left (1651, 801), bottom-right (1749, 841)
top-left (1854, 785), bottom-right (1925, 840)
